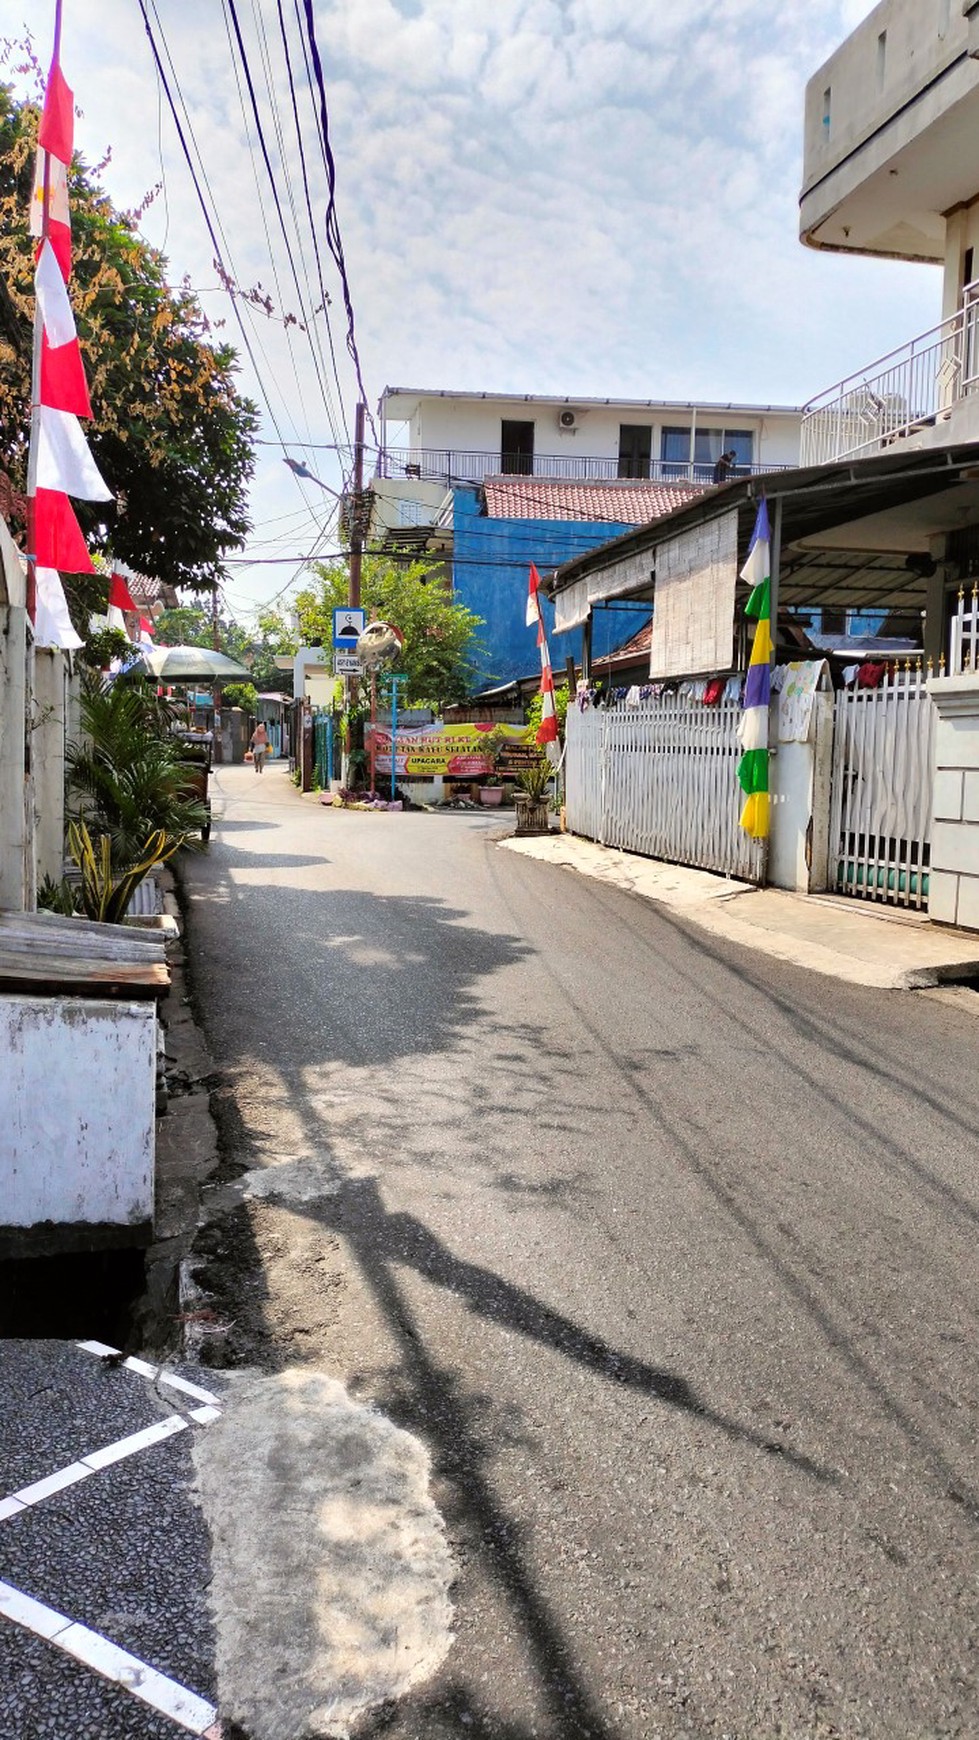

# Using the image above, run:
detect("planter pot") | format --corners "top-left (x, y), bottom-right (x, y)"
top-left (480, 785), bottom-right (504, 807)
top-left (514, 792), bottom-right (550, 835)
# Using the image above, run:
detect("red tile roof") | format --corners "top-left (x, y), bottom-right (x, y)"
top-left (481, 476), bottom-right (705, 524)
top-left (594, 621), bottom-right (652, 666)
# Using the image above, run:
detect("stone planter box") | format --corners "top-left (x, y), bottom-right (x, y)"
top-left (514, 793), bottom-right (550, 835)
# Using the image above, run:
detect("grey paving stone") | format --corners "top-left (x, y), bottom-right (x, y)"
top-left (0, 1431), bottom-right (216, 1703)
top-left (0, 1343), bottom-right (175, 1497)
top-left (0, 1621), bottom-right (195, 1740)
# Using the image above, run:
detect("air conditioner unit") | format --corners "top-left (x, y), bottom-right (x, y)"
top-left (558, 408), bottom-right (578, 432)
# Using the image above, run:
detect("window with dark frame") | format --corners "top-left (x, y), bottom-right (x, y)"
top-left (617, 425), bottom-right (652, 479)
top-left (500, 419), bottom-right (535, 476)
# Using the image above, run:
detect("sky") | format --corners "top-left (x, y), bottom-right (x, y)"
top-left (5, 0), bottom-right (940, 626)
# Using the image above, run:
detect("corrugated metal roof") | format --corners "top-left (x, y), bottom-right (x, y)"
top-left (481, 477), bottom-right (705, 523)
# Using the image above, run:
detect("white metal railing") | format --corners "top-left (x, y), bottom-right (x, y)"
top-left (950, 583), bottom-right (979, 674)
top-left (801, 285), bottom-right (979, 467)
top-left (828, 664), bottom-right (935, 910)
top-left (565, 696), bottom-right (763, 882)
top-left (374, 445), bottom-right (786, 487)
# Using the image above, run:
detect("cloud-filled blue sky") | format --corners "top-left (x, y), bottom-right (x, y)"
top-left (12, 0), bottom-right (939, 620)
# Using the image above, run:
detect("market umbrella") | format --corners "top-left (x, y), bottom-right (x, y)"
top-left (142, 645), bottom-right (251, 682)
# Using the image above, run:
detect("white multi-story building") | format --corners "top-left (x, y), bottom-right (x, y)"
top-left (801, 0), bottom-right (979, 464)
top-left (372, 387), bottom-right (801, 537)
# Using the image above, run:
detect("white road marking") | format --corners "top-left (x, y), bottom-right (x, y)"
top-left (0, 1578), bottom-right (219, 1735)
top-left (0, 1416), bottom-right (211, 1522)
top-left (76, 1340), bottom-right (221, 1407)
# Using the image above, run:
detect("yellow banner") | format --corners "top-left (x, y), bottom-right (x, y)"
top-left (365, 721), bottom-right (533, 778)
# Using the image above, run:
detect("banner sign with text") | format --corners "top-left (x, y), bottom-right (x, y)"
top-left (365, 720), bottom-right (534, 778)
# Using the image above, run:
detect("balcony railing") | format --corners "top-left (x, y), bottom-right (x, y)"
top-left (801, 285), bottom-right (979, 468)
top-left (374, 445), bottom-right (786, 488)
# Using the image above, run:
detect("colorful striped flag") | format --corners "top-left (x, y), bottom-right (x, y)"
top-left (737, 499), bottom-right (772, 839)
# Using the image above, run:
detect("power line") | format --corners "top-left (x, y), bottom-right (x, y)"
top-left (137, 0), bottom-right (341, 543)
top-left (274, 0), bottom-right (351, 446)
top-left (298, 0), bottom-right (376, 442)
top-left (218, 0), bottom-right (320, 453)
top-left (223, 0), bottom-right (345, 449)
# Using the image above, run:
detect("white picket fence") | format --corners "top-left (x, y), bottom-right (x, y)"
top-left (565, 696), bottom-right (763, 882)
top-left (828, 665), bottom-right (935, 910)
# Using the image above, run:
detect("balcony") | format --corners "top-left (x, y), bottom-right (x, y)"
top-left (801, 288), bottom-right (979, 468)
top-left (374, 446), bottom-right (784, 488)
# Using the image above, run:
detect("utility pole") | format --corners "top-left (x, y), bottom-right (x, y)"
top-left (348, 400), bottom-right (366, 609)
top-left (344, 401), bottom-right (367, 784)
top-left (211, 584), bottom-right (220, 651)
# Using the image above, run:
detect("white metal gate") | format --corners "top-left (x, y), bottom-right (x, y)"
top-left (828, 665), bottom-right (935, 910)
top-left (565, 696), bottom-right (762, 881)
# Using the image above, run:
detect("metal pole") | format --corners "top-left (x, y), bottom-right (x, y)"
top-left (370, 669), bottom-right (377, 793)
top-left (390, 674), bottom-right (399, 801)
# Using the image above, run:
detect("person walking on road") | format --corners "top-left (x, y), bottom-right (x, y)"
top-left (249, 721), bottom-right (269, 772)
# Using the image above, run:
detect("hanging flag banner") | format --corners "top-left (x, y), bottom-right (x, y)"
top-left (736, 499), bottom-right (772, 840)
top-left (526, 561), bottom-right (559, 754)
top-left (106, 569), bottom-right (137, 636)
top-left (27, 28), bottom-right (113, 646)
top-left (36, 406), bottom-right (113, 500)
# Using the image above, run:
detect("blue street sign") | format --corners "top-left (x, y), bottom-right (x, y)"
top-left (333, 607), bottom-right (366, 648)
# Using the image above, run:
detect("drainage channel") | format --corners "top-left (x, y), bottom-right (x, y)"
top-left (0, 1246), bottom-right (149, 1345)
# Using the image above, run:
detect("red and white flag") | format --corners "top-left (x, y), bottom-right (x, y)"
top-left (526, 563), bottom-right (560, 751)
top-left (30, 155), bottom-right (71, 282)
top-left (36, 406), bottom-right (112, 501)
top-left (28, 37), bottom-right (111, 647)
top-left (138, 615), bottom-right (155, 652)
top-left (107, 569), bottom-right (137, 636)
top-left (526, 560), bottom-right (543, 629)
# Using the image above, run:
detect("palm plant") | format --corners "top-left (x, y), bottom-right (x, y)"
top-left (67, 673), bottom-right (208, 867)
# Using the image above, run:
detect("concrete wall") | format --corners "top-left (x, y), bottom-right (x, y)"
top-left (33, 648), bottom-right (67, 887)
top-left (801, 0), bottom-right (973, 261)
top-left (768, 692), bottom-right (835, 894)
top-left (926, 671), bottom-right (979, 929)
top-left (0, 994), bottom-right (155, 1240)
top-left (452, 487), bottom-right (649, 686)
top-left (384, 394), bottom-right (801, 472)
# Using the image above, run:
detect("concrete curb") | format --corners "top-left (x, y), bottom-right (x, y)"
top-left (500, 834), bottom-right (979, 991)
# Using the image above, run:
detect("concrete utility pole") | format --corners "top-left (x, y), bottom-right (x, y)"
top-left (348, 400), bottom-right (366, 610)
top-left (343, 402), bottom-right (367, 784)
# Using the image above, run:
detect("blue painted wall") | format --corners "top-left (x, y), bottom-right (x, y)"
top-left (453, 487), bottom-right (650, 688)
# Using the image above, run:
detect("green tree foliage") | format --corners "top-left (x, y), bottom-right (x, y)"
top-left (67, 673), bottom-right (208, 866)
top-left (247, 607), bottom-right (297, 694)
top-left (153, 600), bottom-right (251, 662)
top-left (293, 556), bottom-right (482, 708)
top-left (0, 69), bottom-right (258, 620)
top-left (221, 681), bottom-right (258, 712)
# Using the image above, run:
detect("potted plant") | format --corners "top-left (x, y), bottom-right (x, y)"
top-left (478, 726), bottom-right (508, 806)
top-left (514, 753), bottom-right (553, 835)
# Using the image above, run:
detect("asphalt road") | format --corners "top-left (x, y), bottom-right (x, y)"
top-left (181, 762), bottom-right (979, 1740)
